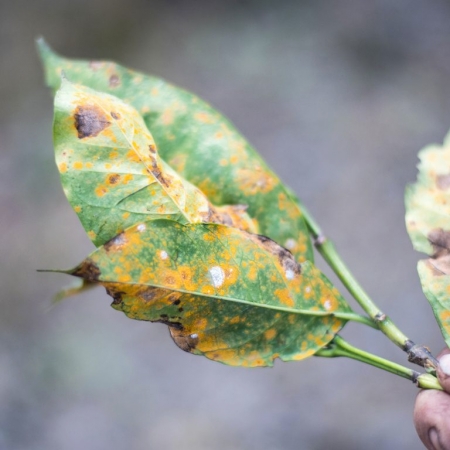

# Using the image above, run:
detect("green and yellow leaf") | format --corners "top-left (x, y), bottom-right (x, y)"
top-left (67, 220), bottom-right (349, 366)
top-left (54, 79), bottom-right (257, 246)
top-left (406, 131), bottom-right (450, 345)
top-left (39, 39), bottom-right (312, 262)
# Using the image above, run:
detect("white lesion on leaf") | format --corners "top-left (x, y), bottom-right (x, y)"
top-left (209, 266), bottom-right (225, 288)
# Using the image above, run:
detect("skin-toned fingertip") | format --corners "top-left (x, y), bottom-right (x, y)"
top-left (437, 349), bottom-right (450, 393)
top-left (414, 389), bottom-right (450, 449)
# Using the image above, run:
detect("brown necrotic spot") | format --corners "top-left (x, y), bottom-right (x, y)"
top-left (104, 232), bottom-right (128, 252)
top-left (437, 174), bottom-right (450, 190)
top-left (170, 328), bottom-right (199, 352)
top-left (148, 144), bottom-right (157, 154)
top-left (427, 257), bottom-right (450, 276)
top-left (428, 229), bottom-right (450, 258)
top-left (107, 174), bottom-right (120, 185)
top-left (74, 105), bottom-right (111, 139)
top-left (109, 74), bottom-right (120, 87)
top-left (110, 111), bottom-right (121, 120)
top-left (253, 234), bottom-right (301, 275)
top-left (105, 287), bottom-right (125, 305)
top-left (154, 316), bottom-right (183, 330)
top-left (150, 159), bottom-right (170, 187)
top-left (71, 258), bottom-right (101, 282)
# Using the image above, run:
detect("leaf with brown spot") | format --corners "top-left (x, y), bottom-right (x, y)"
top-left (38, 38), bottom-right (312, 263)
top-left (62, 220), bottom-right (350, 367)
top-left (406, 131), bottom-right (450, 345)
top-left (54, 79), bottom-right (257, 247)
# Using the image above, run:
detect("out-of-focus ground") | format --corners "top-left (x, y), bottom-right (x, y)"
top-left (2, 1), bottom-right (450, 449)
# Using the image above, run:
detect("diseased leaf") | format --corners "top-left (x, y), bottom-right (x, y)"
top-left (38, 39), bottom-right (312, 262)
top-left (417, 259), bottom-right (450, 346)
top-left (406, 132), bottom-right (450, 345)
top-left (54, 79), bottom-right (257, 246)
top-left (66, 220), bottom-right (349, 366)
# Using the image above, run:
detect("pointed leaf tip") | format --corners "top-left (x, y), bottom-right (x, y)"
top-left (36, 37), bottom-right (55, 62)
top-left (36, 38), bottom-right (64, 90)
top-left (37, 268), bottom-right (74, 274)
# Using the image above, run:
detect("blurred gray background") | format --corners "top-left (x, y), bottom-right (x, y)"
top-left (2, 0), bottom-right (450, 449)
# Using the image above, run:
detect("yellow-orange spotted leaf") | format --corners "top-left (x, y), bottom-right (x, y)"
top-left (54, 79), bottom-right (257, 246)
top-left (66, 220), bottom-right (349, 366)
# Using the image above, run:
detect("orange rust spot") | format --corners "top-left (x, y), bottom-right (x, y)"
top-left (291, 349), bottom-right (316, 361)
top-left (118, 273), bottom-right (131, 283)
top-left (230, 316), bottom-right (240, 324)
top-left (194, 112), bottom-right (215, 124)
top-left (59, 162), bottom-right (68, 173)
top-left (201, 286), bottom-right (214, 295)
top-left (123, 174), bottom-right (134, 184)
top-left (178, 266), bottom-right (198, 291)
top-left (265, 329), bottom-right (276, 340)
top-left (274, 288), bottom-right (295, 307)
top-left (151, 88), bottom-right (159, 96)
top-left (230, 155), bottom-right (238, 164)
top-left (278, 192), bottom-right (287, 211)
top-left (441, 310), bottom-right (450, 322)
top-left (74, 206), bottom-right (82, 213)
top-left (248, 264), bottom-right (258, 281)
top-left (85, 162), bottom-right (93, 169)
top-left (95, 186), bottom-right (108, 197)
top-left (109, 151), bottom-right (119, 159)
top-left (126, 150), bottom-right (141, 163)
top-left (87, 230), bottom-right (96, 240)
top-left (165, 275), bottom-right (177, 285)
top-left (331, 320), bottom-right (343, 333)
top-left (215, 132), bottom-right (224, 139)
top-left (104, 163), bottom-right (112, 170)
top-left (122, 212), bottom-right (130, 219)
top-left (195, 318), bottom-right (208, 331)
top-left (236, 167), bottom-right (276, 195)
top-left (222, 265), bottom-right (239, 287)
top-left (73, 161), bottom-right (83, 170)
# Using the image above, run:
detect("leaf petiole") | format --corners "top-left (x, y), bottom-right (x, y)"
top-left (333, 312), bottom-right (377, 329)
top-left (316, 336), bottom-right (442, 390)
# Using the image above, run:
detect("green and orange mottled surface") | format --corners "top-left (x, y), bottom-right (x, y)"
top-left (406, 131), bottom-right (450, 346)
top-left (69, 220), bottom-right (349, 366)
top-left (54, 80), bottom-right (257, 246)
top-left (39, 39), bottom-right (312, 262)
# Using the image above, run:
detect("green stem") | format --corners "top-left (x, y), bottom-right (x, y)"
top-left (298, 200), bottom-right (439, 371)
top-left (333, 312), bottom-right (378, 329)
top-left (316, 336), bottom-right (442, 390)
